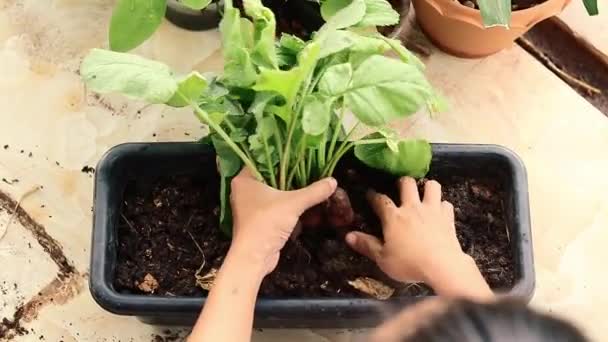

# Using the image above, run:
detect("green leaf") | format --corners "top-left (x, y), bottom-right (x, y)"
top-left (180, 0), bottom-right (212, 10)
top-left (277, 34), bottom-right (306, 68)
top-left (243, 0), bottom-right (278, 69)
top-left (248, 92), bottom-right (283, 120)
top-left (81, 48), bottom-right (177, 103)
top-left (427, 90), bottom-right (449, 114)
top-left (302, 95), bottom-right (332, 135)
top-left (248, 117), bottom-right (279, 173)
top-left (355, 135), bottom-right (432, 178)
top-left (230, 128), bottom-right (248, 143)
top-left (166, 71), bottom-right (208, 107)
top-left (321, 0), bottom-right (367, 29)
top-left (253, 42), bottom-right (321, 122)
top-left (583, 0), bottom-right (599, 15)
top-left (219, 3), bottom-right (258, 87)
top-left (212, 134), bottom-right (242, 177)
top-left (320, 0), bottom-right (351, 20)
top-left (109, 0), bottom-right (167, 52)
top-left (319, 30), bottom-right (390, 58)
top-left (477, 0), bottom-right (511, 28)
top-left (358, 0), bottom-right (400, 27)
top-left (252, 67), bottom-right (301, 120)
top-left (379, 36), bottom-right (425, 71)
top-left (344, 55), bottom-right (433, 126)
top-left (377, 127), bottom-right (399, 152)
top-left (319, 63), bottom-right (352, 96)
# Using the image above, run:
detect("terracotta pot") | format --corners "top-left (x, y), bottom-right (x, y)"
top-left (412, 0), bottom-right (571, 58)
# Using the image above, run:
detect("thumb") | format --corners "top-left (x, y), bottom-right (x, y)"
top-left (345, 231), bottom-right (383, 262)
top-left (289, 177), bottom-right (337, 213)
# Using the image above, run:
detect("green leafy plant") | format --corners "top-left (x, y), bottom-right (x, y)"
top-left (83, 0), bottom-right (443, 234)
top-left (477, 0), bottom-right (598, 28)
top-left (109, 0), bottom-right (215, 52)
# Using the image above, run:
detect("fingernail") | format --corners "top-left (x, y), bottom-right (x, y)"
top-left (345, 232), bottom-right (356, 245)
top-left (327, 177), bottom-right (337, 190)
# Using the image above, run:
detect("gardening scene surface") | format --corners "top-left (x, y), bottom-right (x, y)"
top-left (0, 0), bottom-right (607, 341)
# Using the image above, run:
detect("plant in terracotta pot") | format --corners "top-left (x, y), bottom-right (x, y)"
top-left (109, 0), bottom-right (219, 52)
top-left (82, 0), bottom-right (533, 327)
top-left (412, 0), bottom-right (599, 57)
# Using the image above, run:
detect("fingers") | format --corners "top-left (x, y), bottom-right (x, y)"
top-left (441, 201), bottom-right (454, 222)
top-left (289, 177), bottom-right (338, 213)
top-left (345, 231), bottom-right (383, 262)
top-left (367, 190), bottom-right (396, 224)
top-left (423, 180), bottom-right (441, 204)
top-left (398, 177), bottom-right (420, 206)
top-left (236, 167), bottom-right (256, 180)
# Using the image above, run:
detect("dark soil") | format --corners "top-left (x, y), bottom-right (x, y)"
top-left (458, 0), bottom-right (546, 11)
top-left (114, 157), bottom-right (514, 298)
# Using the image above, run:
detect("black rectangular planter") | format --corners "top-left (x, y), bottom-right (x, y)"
top-left (90, 142), bottom-right (534, 328)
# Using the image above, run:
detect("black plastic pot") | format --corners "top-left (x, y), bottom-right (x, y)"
top-left (90, 142), bottom-right (534, 328)
top-left (165, 0), bottom-right (221, 31)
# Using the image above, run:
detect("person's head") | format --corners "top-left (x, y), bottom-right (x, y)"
top-left (370, 299), bottom-right (588, 342)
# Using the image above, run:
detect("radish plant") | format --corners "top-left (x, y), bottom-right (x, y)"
top-left (82, 0), bottom-right (444, 234)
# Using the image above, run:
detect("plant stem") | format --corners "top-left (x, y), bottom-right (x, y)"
top-left (224, 117), bottom-right (254, 162)
top-left (286, 137), bottom-right (306, 189)
top-left (353, 138), bottom-right (386, 145)
top-left (327, 104), bottom-right (346, 161)
top-left (322, 137), bottom-right (389, 177)
top-left (306, 148), bottom-right (314, 181)
top-left (191, 103), bottom-right (264, 181)
top-left (269, 115), bottom-right (283, 161)
top-left (279, 73), bottom-right (315, 190)
top-left (262, 138), bottom-right (278, 188)
top-left (324, 142), bottom-right (354, 177)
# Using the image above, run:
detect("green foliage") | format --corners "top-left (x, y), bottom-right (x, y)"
top-left (81, 49), bottom-right (177, 103)
top-left (355, 135), bottom-right (432, 178)
top-left (83, 0), bottom-right (443, 233)
top-left (477, 0), bottom-right (598, 28)
top-left (583, 0), bottom-right (599, 15)
top-left (109, 0), bottom-right (214, 52)
top-left (477, 0), bottom-right (511, 28)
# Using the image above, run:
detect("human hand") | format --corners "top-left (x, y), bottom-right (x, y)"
top-left (228, 168), bottom-right (337, 276)
top-left (345, 177), bottom-right (483, 292)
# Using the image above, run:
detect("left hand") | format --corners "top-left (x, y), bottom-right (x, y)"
top-left (228, 168), bottom-right (337, 275)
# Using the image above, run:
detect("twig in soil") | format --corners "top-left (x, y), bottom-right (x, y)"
top-left (519, 37), bottom-right (602, 95)
top-left (186, 230), bottom-right (205, 258)
top-left (292, 240), bottom-right (312, 264)
top-left (120, 213), bottom-right (137, 233)
top-left (186, 229), bottom-right (214, 290)
top-left (404, 282), bottom-right (425, 293)
top-left (500, 200), bottom-right (511, 243)
top-left (0, 185), bottom-right (41, 242)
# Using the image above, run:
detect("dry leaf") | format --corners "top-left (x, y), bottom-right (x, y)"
top-left (137, 273), bottom-right (159, 293)
top-left (196, 268), bottom-right (218, 291)
top-left (347, 277), bottom-right (394, 300)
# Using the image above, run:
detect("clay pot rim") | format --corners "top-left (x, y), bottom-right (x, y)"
top-left (423, 0), bottom-right (570, 29)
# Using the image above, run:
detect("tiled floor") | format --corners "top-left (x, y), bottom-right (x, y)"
top-left (0, 0), bottom-right (607, 341)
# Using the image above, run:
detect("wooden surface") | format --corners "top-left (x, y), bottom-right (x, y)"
top-left (0, 1), bottom-right (607, 341)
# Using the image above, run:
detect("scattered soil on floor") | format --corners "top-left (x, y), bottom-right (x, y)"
top-left (458, 0), bottom-right (546, 11)
top-left (114, 157), bottom-right (514, 298)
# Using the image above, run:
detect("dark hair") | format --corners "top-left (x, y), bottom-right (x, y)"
top-left (406, 300), bottom-right (588, 342)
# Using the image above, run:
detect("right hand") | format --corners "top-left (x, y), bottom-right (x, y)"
top-left (345, 177), bottom-right (474, 285)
